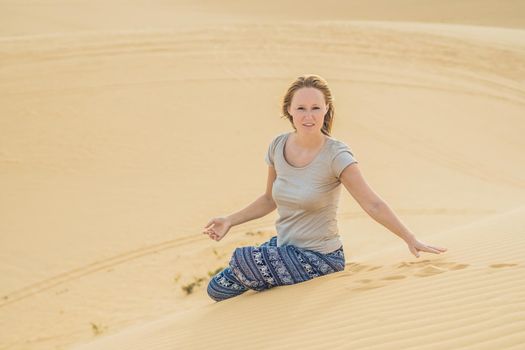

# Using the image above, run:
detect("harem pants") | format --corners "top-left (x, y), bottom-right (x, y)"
top-left (207, 235), bottom-right (345, 302)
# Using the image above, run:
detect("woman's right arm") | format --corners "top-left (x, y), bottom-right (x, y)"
top-left (203, 166), bottom-right (277, 240)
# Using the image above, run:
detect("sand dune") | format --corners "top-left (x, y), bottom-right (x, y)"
top-left (1, 1), bottom-right (524, 350)
top-left (72, 206), bottom-right (525, 350)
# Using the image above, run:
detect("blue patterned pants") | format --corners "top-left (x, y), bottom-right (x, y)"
top-left (207, 236), bottom-right (345, 302)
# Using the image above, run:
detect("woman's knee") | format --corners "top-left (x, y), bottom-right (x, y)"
top-left (228, 247), bottom-right (268, 291)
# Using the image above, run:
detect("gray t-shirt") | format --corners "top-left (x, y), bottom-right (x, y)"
top-left (265, 131), bottom-right (358, 254)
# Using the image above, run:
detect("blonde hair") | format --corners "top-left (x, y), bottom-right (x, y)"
top-left (281, 74), bottom-right (335, 136)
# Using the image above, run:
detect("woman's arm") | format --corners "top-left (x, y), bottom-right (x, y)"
top-left (227, 194), bottom-right (276, 227)
top-left (364, 201), bottom-right (416, 243)
top-left (338, 163), bottom-right (447, 257)
top-left (339, 163), bottom-right (415, 242)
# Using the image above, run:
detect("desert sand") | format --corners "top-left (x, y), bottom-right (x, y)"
top-left (1, 1), bottom-right (524, 349)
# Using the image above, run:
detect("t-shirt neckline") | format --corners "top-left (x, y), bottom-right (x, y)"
top-left (282, 131), bottom-right (330, 169)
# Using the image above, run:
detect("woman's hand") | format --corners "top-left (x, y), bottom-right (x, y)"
top-left (405, 237), bottom-right (447, 258)
top-left (202, 216), bottom-right (232, 242)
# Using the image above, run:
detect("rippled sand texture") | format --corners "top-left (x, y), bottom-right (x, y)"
top-left (1, 1), bottom-right (525, 350)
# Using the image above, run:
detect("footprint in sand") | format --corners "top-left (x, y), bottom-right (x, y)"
top-left (413, 265), bottom-right (449, 277)
top-left (350, 278), bottom-right (385, 291)
top-left (346, 270), bottom-right (403, 292)
top-left (356, 279), bottom-right (373, 283)
top-left (346, 262), bottom-right (383, 273)
top-left (340, 264), bottom-right (387, 291)
top-left (415, 262), bottom-right (469, 277)
top-left (351, 284), bottom-right (386, 291)
top-left (381, 275), bottom-right (407, 281)
top-left (448, 263), bottom-right (469, 270)
top-left (394, 260), bottom-right (469, 277)
top-left (489, 263), bottom-right (518, 268)
top-left (368, 265), bottom-right (383, 271)
top-left (342, 260), bottom-right (470, 292)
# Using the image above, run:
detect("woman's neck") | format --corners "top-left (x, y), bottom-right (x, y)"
top-left (291, 131), bottom-right (326, 150)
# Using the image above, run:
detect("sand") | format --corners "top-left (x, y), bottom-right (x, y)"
top-left (0, 1), bottom-right (524, 349)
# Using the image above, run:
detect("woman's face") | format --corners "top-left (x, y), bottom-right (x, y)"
top-left (287, 87), bottom-right (328, 134)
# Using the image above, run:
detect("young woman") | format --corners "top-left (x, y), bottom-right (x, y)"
top-left (204, 74), bottom-right (447, 302)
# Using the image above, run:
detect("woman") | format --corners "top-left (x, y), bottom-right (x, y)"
top-left (204, 74), bottom-right (447, 302)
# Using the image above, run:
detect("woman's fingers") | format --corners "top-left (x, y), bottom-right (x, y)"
top-left (430, 245), bottom-right (447, 252)
top-left (421, 245), bottom-right (446, 254)
top-left (202, 221), bottom-right (216, 236)
top-left (408, 238), bottom-right (447, 257)
top-left (202, 223), bottom-right (221, 241)
top-left (411, 240), bottom-right (447, 255)
top-left (204, 222), bottom-right (215, 230)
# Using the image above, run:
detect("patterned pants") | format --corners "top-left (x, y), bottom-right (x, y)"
top-left (207, 235), bottom-right (346, 302)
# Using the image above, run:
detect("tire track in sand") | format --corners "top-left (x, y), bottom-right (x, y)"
top-left (0, 218), bottom-right (275, 308)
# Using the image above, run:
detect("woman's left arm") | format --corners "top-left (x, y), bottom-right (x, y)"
top-left (339, 163), bottom-right (447, 258)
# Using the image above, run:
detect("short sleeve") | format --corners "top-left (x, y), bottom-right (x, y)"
top-left (331, 143), bottom-right (358, 179)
